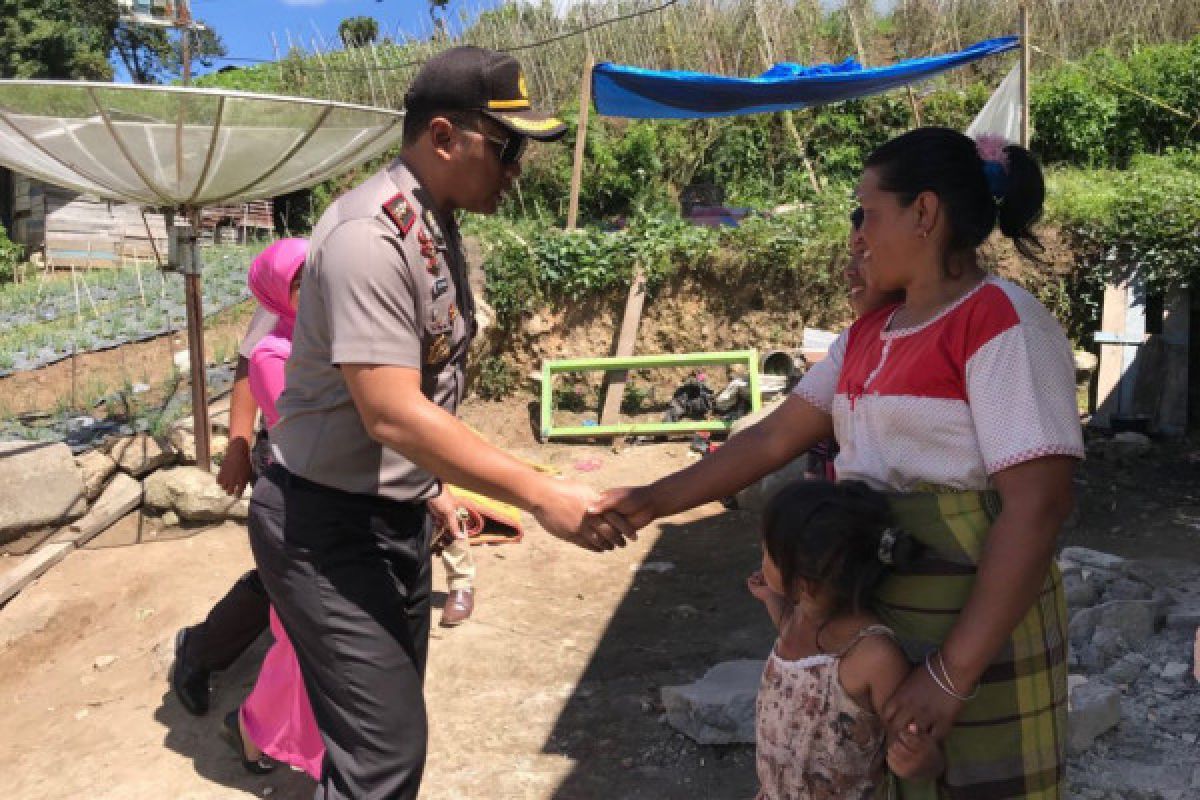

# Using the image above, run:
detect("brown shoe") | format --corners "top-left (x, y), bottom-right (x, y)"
top-left (440, 589), bottom-right (474, 627)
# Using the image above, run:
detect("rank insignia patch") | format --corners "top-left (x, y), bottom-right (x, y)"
top-left (382, 193), bottom-right (416, 238)
top-left (426, 333), bottom-right (450, 364)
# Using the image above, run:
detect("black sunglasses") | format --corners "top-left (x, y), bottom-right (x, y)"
top-left (454, 121), bottom-right (527, 165)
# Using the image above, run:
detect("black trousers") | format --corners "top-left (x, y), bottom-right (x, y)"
top-left (248, 465), bottom-right (432, 800)
top-left (187, 569), bottom-right (270, 672)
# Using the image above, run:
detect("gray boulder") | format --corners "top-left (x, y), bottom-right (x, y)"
top-left (1069, 600), bottom-right (1160, 649)
top-left (0, 442), bottom-right (87, 543)
top-left (143, 466), bottom-right (248, 522)
top-left (661, 660), bottom-right (763, 744)
top-left (1068, 677), bottom-right (1121, 754)
top-left (1060, 547), bottom-right (1127, 573)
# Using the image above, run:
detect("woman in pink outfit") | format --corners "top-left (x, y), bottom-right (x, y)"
top-left (220, 238), bottom-right (325, 780)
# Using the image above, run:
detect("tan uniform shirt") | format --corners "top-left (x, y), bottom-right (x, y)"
top-left (270, 159), bottom-right (476, 502)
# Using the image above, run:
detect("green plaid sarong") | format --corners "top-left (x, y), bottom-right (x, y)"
top-left (875, 490), bottom-right (1067, 800)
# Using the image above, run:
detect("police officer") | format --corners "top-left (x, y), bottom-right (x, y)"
top-left (247, 46), bottom-right (629, 799)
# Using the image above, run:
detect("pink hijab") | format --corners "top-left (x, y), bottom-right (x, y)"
top-left (247, 238), bottom-right (307, 428)
top-left (248, 238), bottom-right (308, 340)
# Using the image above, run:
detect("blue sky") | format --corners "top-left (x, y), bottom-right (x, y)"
top-left (181, 0), bottom-right (508, 76)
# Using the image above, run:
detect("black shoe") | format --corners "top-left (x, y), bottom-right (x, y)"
top-left (222, 710), bottom-right (276, 775)
top-left (171, 627), bottom-right (211, 716)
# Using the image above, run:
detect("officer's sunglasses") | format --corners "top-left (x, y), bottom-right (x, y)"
top-left (454, 121), bottom-right (527, 165)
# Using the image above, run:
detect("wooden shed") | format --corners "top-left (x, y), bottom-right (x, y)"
top-left (0, 168), bottom-right (273, 268)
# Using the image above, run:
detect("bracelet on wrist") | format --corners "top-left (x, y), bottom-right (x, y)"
top-left (925, 652), bottom-right (978, 702)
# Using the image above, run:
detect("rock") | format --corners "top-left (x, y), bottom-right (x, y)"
top-left (93, 654), bottom-right (118, 670)
top-left (168, 424), bottom-right (229, 465)
top-left (1103, 577), bottom-right (1153, 602)
top-left (1103, 652), bottom-right (1150, 685)
top-left (50, 473), bottom-right (142, 547)
top-left (1164, 604), bottom-right (1200, 631)
top-left (1064, 570), bottom-right (1097, 608)
top-left (1161, 662), bottom-right (1189, 681)
top-left (661, 660), bottom-right (763, 744)
top-left (161, 511), bottom-right (180, 528)
top-left (143, 467), bottom-right (249, 522)
top-left (74, 450), bottom-right (117, 501)
top-left (1067, 678), bottom-right (1121, 754)
top-left (0, 442), bottom-right (87, 543)
top-left (108, 434), bottom-right (176, 477)
top-left (167, 426), bottom-right (196, 463)
top-left (1060, 547), bottom-right (1127, 573)
top-left (1071, 600), bottom-right (1160, 649)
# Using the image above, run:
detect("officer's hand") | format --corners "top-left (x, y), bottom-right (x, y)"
top-left (532, 479), bottom-right (629, 552)
top-left (216, 437), bottom-right (253, 497)
top-left (427, 485), bottom-right (461, 537)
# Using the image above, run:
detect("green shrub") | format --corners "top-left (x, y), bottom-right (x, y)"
top-left (475, 355), bottom-right (521, 400)
top-left (0, 224), bottom-right (24, 284)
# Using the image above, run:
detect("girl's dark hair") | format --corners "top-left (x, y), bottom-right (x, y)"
top-left (863, 127), bottom-right (1045, 265)
top-left (761, 480), bottom-right (918, 615)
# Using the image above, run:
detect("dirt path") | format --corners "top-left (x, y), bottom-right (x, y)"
top-left (0, 430), bottom-right (767, 800)
top-left (3, 396), bottom-right (1199, 799)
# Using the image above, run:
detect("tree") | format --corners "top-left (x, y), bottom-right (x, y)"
top-left (338, 16), bottom-right (380, 49)
top-left (111, 23), bottom-right (226, 84)
top-left (0, 0), bottom-right (115, 80)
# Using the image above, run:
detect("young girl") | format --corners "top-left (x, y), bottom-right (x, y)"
top-left (747, 479), bottom-right (941, 799)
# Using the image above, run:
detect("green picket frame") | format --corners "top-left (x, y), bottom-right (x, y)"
top-left (540, 350), bottom-right (760, 440)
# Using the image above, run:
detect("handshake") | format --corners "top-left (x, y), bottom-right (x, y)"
top-left (527, 479), bottom-right (659, 553)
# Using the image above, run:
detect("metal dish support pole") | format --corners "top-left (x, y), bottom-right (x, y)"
top-left (167, 207), bottom-right (212, 471)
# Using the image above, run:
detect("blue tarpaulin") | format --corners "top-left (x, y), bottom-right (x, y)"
top-left (593, 36), bottom-right (1018, 119)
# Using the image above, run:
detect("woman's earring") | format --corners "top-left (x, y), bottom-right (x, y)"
top-left (919, 229), bottom-right (929, 239)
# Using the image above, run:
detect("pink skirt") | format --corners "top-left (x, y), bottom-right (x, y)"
top-left (240, 608), bottom-right (325, 779)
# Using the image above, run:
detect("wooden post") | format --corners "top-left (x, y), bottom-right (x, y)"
top-left (566, 54), bottom-right (594, 231)
top-left (1019, 2), bottom-right (1031, 148)
top-left (598, 267), bottom-right (648, 427)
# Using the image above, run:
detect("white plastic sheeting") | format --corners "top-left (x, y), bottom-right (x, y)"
top-left (966, 65), bottom-right (1023, 143)
top-left (0, 81), bottom-right (405, 207)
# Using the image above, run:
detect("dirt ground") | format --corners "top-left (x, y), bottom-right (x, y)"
top-left (2, 395), bottom-right (1199, 799)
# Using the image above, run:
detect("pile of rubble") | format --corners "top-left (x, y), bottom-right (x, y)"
top-left (0, 404), bottom-right (249, 550)
top-left (1062, 546), bottom-right (1200, 800)
top-left (659, 546), bottom-right (1199, 799)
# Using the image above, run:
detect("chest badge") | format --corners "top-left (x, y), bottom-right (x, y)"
top-left (427, 333), bottom-right (451, 364)
top-left (422, 209), bottom-right (448, 252)
top-left (417, 229), bottom-right (440, 274)
top-left (382, 192), bottom-right (416, 238)
top-left (431, 276), bottom-right (449, 301)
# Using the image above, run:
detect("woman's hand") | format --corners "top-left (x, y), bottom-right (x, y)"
top-left (589, 485), bottom-right (661, 534)
top-left (883, 662), bottom-right (966, 743)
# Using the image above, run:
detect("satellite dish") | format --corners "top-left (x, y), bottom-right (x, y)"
top-left (0, 80), bottom-right (407, 468)
top-left (0, 80), bottom-right (405, 207)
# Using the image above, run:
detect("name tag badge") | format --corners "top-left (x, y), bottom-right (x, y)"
top-left (428, 307), bottom-right (452, 335)
top-left (431, 276), bottom-right (449, 301)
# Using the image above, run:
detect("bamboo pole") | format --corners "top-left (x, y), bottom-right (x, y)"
top-left (566, 53), bottom-right (595, 231)
top-left (1020, 1), bottom-right (1031, 148)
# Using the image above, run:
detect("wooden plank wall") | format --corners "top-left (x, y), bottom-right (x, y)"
top-left (8, 174), bottom-right (273, 268)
